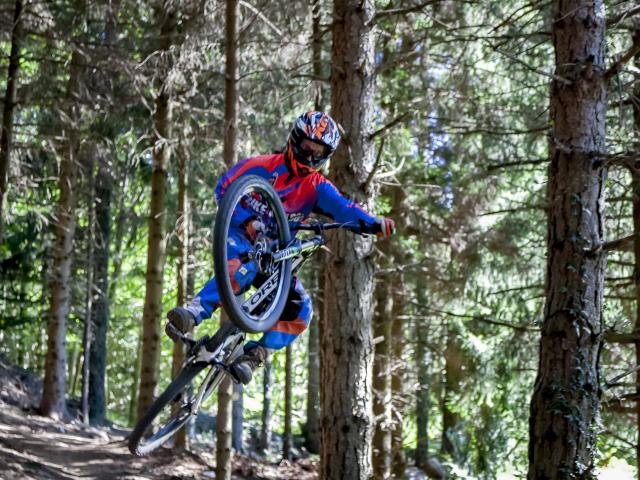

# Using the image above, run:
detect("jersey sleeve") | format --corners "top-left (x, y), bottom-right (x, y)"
top-left (312, 178), bottom-right (381, 234)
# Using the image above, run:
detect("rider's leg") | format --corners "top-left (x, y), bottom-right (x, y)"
top-left (229, 278), bottom-right (312, 384)
top-left (169, 229), bottom-right (257, 329)
top-left (254, 277), bottom-right (313, 349)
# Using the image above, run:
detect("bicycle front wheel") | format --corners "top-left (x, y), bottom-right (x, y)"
top-left (128, 361), bottom-right (208, 456)
top-left (213, 175), bottom-right (292, 333)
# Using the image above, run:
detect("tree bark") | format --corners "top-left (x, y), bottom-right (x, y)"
top-left (81, 155), bottom-right (96, 424)
top-left (136, 8), bottom-right (177, 422)
top-left (216, 375), bottom-right (233, 480)
top-left (441, 326), bottom-right (463, 458)
top-left (372, 265), bottom-right (393, 480)
top-left (283, 344), bottom-right (293, 461)
top-left (527, 0), bottom-right (607, 476)
top-left (321, 1), bottom-right (377, 478)
top-left (0, 0), bottom-right (24, 241)
top-left (415, 278), bottom-right (430, 470)
top-left (305, 2), bottom-right (323, 450)
top-left (260, 357), bottom-right (274, 453)
top-left (311, 0), bottom-right (323, 110)
top-left (172, 139), bottom-right (190, 450)
top-left (390, 275), bottom-right (406, 478)
top-left (89, 156), bottom-right (112, 425)
top-left (232, 383), bottom-right (244, 452)
top-left (305, 256), bottom-right (321, 454)
top-left (40, 43), bottom-right (85, 421)
top-left (217, 1), bottom-right (239, 476)
top-left (631, 25), bottom-right (640, 480)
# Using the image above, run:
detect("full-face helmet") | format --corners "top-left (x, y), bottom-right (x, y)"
top-left (286, 111), bottom-right (341, 175)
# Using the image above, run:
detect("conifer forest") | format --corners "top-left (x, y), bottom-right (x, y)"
top-left (2, 0), bottom-right (640, 479)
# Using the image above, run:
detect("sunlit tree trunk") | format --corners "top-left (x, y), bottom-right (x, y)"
top-left (136, 7), bottom-right (177, 422)
top-left (390, 274), bottom-right (406, 478)
top-left (631, 26), bottom-right (640, 479)
top-left (283, 344), bottom-right (293, 461)
top-left (172, 139), bottom-right (190, 449)
top-left (321, 0), bottom-right (377, 478)
top-left (305, 259), bottom-right (321, 454)
top-left (260, 357), bottom-right (274, 453)
top-left (0, 0), bottom-right (24, 241)
top-left (232, 383), bottom-right (244, 452)
top-left (217, 1), bottom-right (239, 477)
top-left (527, 0), bottom-right (607, 476)
top-left (373, 263), bottom-right (393, 480)
top-left (40, 41), bottom-right (85, 421)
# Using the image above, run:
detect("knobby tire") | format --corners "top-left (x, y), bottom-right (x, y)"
top-left (128, 361), bottom-right (207, 456)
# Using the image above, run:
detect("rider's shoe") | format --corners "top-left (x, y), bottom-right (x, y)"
top-left (228, 344), bottom-right (270, 385)
top-left (166, 307), bottom-right (196, 341)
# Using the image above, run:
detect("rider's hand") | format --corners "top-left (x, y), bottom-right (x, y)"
top-left (376, 217), bottom-right (396, 238)
top-left (246, 219), bottom-right (266, 242)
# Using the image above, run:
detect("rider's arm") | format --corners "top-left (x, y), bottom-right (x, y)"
top-left (312, 178), bottom-right (385, 235)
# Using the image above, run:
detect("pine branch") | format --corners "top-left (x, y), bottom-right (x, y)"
top-left (368, 112), bottom-right (410, 140)
top-left (374, 0), bottom-right (442, 21)
top-left (603, 33), bottom-right (640, 82)
top-left (606, 5), bottom-right (640, 28)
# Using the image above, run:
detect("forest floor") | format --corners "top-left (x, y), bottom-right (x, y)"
top-left (0, 357), bottom-right (319, 480)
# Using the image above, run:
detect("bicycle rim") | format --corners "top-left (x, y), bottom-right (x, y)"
top-left (213, 175), bottom-right (292, 332)
top-left (128, 361), bottom-right (208, 456)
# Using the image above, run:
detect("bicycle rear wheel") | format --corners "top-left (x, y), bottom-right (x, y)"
top-left (128, 361), bottom-right (208, 456)
top-left (213, 175), bottom-right (292, 333)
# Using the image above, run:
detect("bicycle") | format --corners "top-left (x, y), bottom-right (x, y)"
top-left (128, 175), bottom-right (361, 456)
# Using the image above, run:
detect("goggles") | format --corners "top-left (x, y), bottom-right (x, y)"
top-left (295, 139), bottom-right (331, 169)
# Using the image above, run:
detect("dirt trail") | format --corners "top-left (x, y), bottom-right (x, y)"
top-left (0, 402), bottom-right (217, 479)
top-left (0, 357), bottom-right (318, 480)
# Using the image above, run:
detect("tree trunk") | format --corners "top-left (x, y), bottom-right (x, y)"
top-left (441, 326), bottom-right (463, 458)
top-left (527, 0), bottom-right (607, 476)
top-left (321, 1), bottom-right (376, 478)
top-left (172, 139), bottom-right (190, 450)
top-left (390, 276), bottom-right (406, 478)
top-left (311, 0), bottom-right (323, 110)
top-left (129, 329), bottom-right (142, 426)
top-left (305, 3), bottom-right (323, 451)
top-left (136, 9), bottom-right (176, 422)
top-left (217, 1), bottom-right (239, 476)
top-left (0, 0), bottom-right (24, 241)
top-left (631, 26), bottom-right (640, 480)
top-left (89, 156), bottom-right (112, 425)
top-left (283, 344), bottom-right (293, 461)
top-left (415, 279), bottom-right (430, 470)
top-left (372, 266), bottom-right (393, 480)
top-left (216, 375), bottom-right (233, 480)
top-left (81, 155), bottom-right (96, 424)
top-left (260, 357), bottom-right (274, 453)
top-left (232, 383), bottom-right (244, 452)
top-left (305, 257), bottom-right (321, 454)
top-left (40, 44), bottom-right (85, 421)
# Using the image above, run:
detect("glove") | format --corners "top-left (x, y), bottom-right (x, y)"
top-left (376, 217), bottom-right (396, 238)
top-left (245, 219), bottom-right (266, 242)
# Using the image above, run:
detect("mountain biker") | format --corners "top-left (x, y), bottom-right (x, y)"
top-left (166, 111), bottom-right (395, 384)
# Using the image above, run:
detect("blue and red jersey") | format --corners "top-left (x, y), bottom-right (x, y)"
top-left (215, 153), bottom-right (380, 234)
